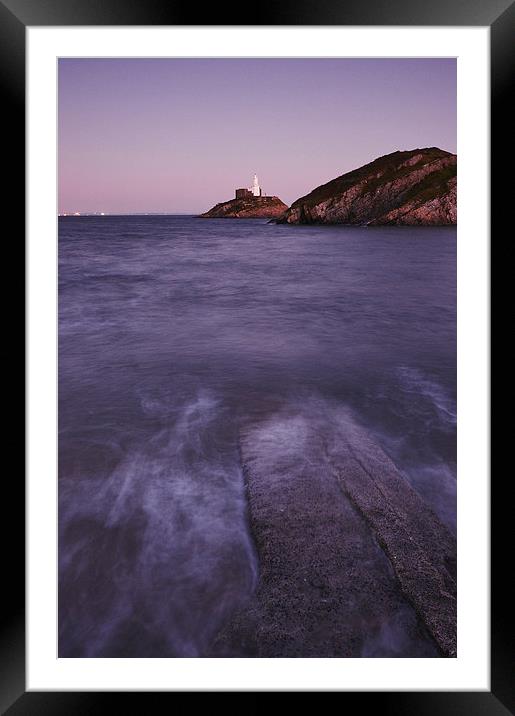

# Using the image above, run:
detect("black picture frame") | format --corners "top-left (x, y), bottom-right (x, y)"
top-left (5, 0), bottom-right (504, 712)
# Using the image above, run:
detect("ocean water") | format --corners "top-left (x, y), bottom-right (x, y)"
top-left (58, 215), bottom-right (456, 657)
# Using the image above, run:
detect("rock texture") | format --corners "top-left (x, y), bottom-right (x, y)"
top-left (275, 147), bottom-right (456, 225)
top-left (200, 196), bottom-right (288, 219)
top-left (212, 403), bottom-right (456, 658)
top-left (326, 412), bottom-right (457, 658)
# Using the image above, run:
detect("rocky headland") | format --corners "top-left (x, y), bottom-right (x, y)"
top-left (275, 147), bottom-right (457, 226)
top-left (200, 195), bottom-right (288, 219)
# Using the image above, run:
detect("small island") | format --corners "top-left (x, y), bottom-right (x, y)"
top-left (199, 174), bottom-right (288, 219)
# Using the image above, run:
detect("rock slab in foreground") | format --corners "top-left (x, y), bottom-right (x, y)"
top-left (326, 410), bottom-right (457, 657)
top-left (213, 404), bottom-right (455, 657)
top-left (199, 196), bottom-right (288, 219)
top-left (275, 147), bottom-right (456, 225)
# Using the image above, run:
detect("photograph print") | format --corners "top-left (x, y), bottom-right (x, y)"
top-left (58, 57), bottom-right (457, 658)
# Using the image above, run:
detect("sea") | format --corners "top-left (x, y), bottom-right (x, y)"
top-left (58, 215), bottom-right (456, 657)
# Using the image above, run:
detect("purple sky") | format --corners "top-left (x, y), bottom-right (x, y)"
top-left (58, 58), bottom-right (456, 214)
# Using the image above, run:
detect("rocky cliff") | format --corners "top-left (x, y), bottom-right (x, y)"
top-left (275, 147), bottom-right (456, 226)
top-left (200, 195), bottom-right (288, 219)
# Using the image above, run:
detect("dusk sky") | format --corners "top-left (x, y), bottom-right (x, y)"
top-left (58, 58), bottom-right (456, 214)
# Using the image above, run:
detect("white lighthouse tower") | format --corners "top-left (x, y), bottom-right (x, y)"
top-left (249, 174), bottom-right (261, 197)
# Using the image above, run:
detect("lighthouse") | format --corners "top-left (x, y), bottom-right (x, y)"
top-left (235, 174), bottom-right (264, 199)
top-left (249, 174), bottom-right (262, 197)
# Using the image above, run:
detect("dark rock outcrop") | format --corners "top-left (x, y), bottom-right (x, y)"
top-left (275, 147), bottom-right (456, 225)
top-left (212, 403), bottom-right (456, 658)
top-left (200, 196), bottom-right (288, 219)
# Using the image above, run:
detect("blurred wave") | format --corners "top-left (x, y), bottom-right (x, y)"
top-left (59, 391), bottom-right (257, 657)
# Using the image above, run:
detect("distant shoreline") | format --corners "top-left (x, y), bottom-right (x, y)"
top-left (58, 213), bottom-right (199, 217)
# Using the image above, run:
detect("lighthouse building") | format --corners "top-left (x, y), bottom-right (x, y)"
top-left (235, 174), bottom-right (263, 199)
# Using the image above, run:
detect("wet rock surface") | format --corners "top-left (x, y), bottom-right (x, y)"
top-left (326, 411), bottom-right (457, 657)
top-left (212, 405), bottom-right (455, 657)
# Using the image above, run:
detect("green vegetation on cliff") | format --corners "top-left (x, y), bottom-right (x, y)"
top-left (276, 148), bottom-right (457, 226)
